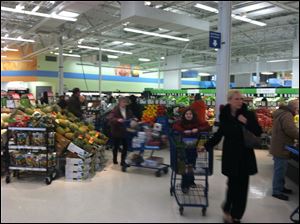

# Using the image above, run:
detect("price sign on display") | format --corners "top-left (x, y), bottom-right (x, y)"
top-left (187, 89), bottom-right (199, 94)
top-left (11, 93), bottom-right (20, 100)
top-left (27, 94), bottom-right (35, 100)
top-left (256, 88), bottom-right (276, 94)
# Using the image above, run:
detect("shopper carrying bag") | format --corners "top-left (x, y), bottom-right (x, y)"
top-left (199, 90), bottom-right (262, 223)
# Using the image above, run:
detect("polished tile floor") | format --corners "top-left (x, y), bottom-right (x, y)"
top-left (1, 149), bottom-right (298, 223)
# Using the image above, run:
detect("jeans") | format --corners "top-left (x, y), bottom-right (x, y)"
top-left (272, 156), bottom-right (288, 195)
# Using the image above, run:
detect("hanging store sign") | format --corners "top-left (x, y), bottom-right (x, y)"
top-left (256, 88), bottom-right (276, 94)
top-left (209, 31), bottom-right (221, 49)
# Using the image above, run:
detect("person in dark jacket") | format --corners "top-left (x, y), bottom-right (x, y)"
top-left (57, 95), bottom-right (67, 109)
top-left (173, 108), bottom-right (210, 193)
top-left (40, 91), bottom-right (49, 105)
top-left (200, 90), bottom-right (262, 223)
top-left (67, 88), bottom-right (83, 119)
top-left (108, 97), bottom-right (136, 166)
top-left (128, 95), bottom-right (143, 120)
top-left (270, 99), bottom-right (299, 201)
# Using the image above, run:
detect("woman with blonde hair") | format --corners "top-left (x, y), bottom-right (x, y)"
top-left (201, 90), bottom-right (262, 223)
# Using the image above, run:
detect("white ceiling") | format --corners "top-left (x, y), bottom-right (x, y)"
top-left (1, 1), bottom-right (299, 71)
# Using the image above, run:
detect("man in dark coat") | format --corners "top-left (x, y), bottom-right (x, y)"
top-left (202, 90), bottom-right (262, 223)
top-left (67, 88), bottom-right (83, 119)
top-left (108, 97), bottom-right (135, 166)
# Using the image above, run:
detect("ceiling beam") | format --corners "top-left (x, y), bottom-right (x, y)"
top-left (268, 1), bottom-right (299, 13)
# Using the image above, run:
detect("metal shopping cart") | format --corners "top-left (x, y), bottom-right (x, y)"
top-left (285, 145), bottom-right (299, 223)
top-left (122, 119), bottom-right (169, 177)
top-left (169, 131), bottom-right (213, 216)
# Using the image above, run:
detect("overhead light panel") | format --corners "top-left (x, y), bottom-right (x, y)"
top-left (111, 41), bottom-right (123, 45)
top-left (267, 59), bottom-right (289, 63)
top-left (144, 1), bottom-right (151, 6)
top-left (1, 55), bottom-right (7, 58)
top-left (1, 6), bottom-right (77, 21)
top-left (107, 55), bottom-right (119, 59)
top-left (138, 58), bottom-right (151, 62)
top-left (261, 72), bottom-right (274, 75)
top-left (194, 3), bottom-right (266, 26)
top-left (57, 10), bottom-right (80, 18)
top-left (231, 14), bottom-right (266, 26)
top-left (32, 5), bottom-right (40, 12)
top-left (16, 4), bottom-right (25, 10)
top-left (124, 27), bottom-right (189, 42)
top-left (181, 69), bottom-right (188, 72)
top-left (1, 36), bottom-right (35, 43)
top-left (54, 53), bottom-right (81, 58)
top-left (122, 42), bottom-right (135, 46)
top-left (160, 57), bottom-right (165, 60)
top-left (78, 45), bottom-right (132, 54)
top-left (194, 3), bottom-right (219, 13)
top-left (198, 73), bottom-right (211, 76)
top-left (1, 47), bottom-right (19, 52)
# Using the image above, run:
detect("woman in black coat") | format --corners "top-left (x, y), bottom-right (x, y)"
top-left (202, 90), bottom-right (262, 223)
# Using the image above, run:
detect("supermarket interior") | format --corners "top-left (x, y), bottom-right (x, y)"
top-left (1, 1), bottom-right (299, 223)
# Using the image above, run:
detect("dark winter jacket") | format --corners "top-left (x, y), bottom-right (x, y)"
top-left (67, 95), bottom-right (83, 119)
top-left (108, 106), bottom-right (135, 138)
top-left (270, 106), bottom-right (299, 159)
top-left (204, 103), bottom-right (262, 177)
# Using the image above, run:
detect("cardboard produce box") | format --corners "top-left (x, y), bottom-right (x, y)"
top-left (65, 170), bottom-right (90, 179)
top-left (66, 157), bottom-right (92, 166)
top-left (65, 164), bottom-right (91, 173)
top-left (67, 142), bottom-right (91, 159)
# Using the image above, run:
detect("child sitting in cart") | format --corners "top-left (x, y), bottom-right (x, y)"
top-left (173, 108), bottom-right (210, 193)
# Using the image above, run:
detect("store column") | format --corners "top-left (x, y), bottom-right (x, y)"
top-left (292, 25), bottom-right (299, 88)
top-left (163, 54), bottom-right (182, 89)
top-left (98, 43), bottom-right (102, 99)
top-left (58, 36), bottom-right (64, 95)
top-left (215, 1), bottom-right (232, 121)
top-left (256, 56), bottom-right (260, 86)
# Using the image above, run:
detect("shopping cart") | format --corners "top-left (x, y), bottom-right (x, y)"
top-left (285, 145), bottom-right (299, 223)
top-left (122, 119), bottom-right (169, 177)
top-left (169, 131), bottom-right (213, 216)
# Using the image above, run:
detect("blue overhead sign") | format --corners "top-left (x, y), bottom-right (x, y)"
top-left (209, 31), bottom-right (221, 49)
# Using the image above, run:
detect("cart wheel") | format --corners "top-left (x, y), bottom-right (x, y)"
top-left (202, 208), bottom-right (207, 216)
top-left (5, 176), bottom-right (10, 184)
top-left (155, 170), bottom-right (161, 177)
top-left (52, 171), bottom-right (57, 180)
top-left (179, 207), bottom-right (184, 216)
top-left (163, 167), bottom-right (169, 174)
top-left (122, 166), bottom-right (127, 172)
top-left (170, 187), bottom-right (174, 196)
top-left (45, 177), bottom-right (52, 185)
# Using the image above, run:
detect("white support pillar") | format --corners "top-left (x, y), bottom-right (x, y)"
top-left (98, 43), bottom-right (103, 100)
top-left (58, 36), bottom-right (64, 95)
top-left (256, 55), bottom-right (260, 86)
top-left (292, 25), bottom-right (299, 88)
top-left (163, 54), bottom-right (182, 89)
top-left (215, 1), bottom-right (232, 121)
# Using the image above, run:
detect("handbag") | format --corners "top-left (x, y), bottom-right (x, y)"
top-left (242, 126), bottom-right (261, 148)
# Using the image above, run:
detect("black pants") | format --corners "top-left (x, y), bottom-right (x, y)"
top-left (112, 137), bottom-right (128, 164)
top-left (223, 175), bottom-right (249, 220)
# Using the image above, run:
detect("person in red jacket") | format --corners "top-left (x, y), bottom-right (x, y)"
top-left (173, 108), bottom-right (208, 193)
top-left (190, 94), bottom-right (211, 131)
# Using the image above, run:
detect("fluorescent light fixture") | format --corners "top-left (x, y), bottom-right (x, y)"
top-left (78, 45), bottom-right (132, 54)
top-left (50, 51), bottom-right (53, 54)
top-left (69, 50), bottom-right (73, 53)
top-left (57, 10), bottom-right (80, 18)
top-left (233, 2), bottom-right (272, 14)
top-left (214, 49), bottom-right (218, 51)
top-left (198, 73), bottom-right (211, 76)
top-left (111, 41), bottom-right (123, 45)
top-left (1, 40), bottom-right (5, 43)
top-left (124, 27), bottom-right (189, 42)
top-left (78, 38), bottom-right (84, 44)
top-left (292, 58), bottom-right (299, 61)
top-left (267, 59), bottom-right (289, 63)
top-left (261, 72), bottom-right (274, 75)
top-left (1, 55), bottom-right (7, 58)
top-left (1, 59), bottom-right (32, 62)
top-left (1, 6), bottom-right (77, 21)
top-left (160, 57), bottom-right (165, 60)
top-left (107, 55), bottom-right (119, 59)
top-left (1, 47), bottom-right (19, 52)
top-left (4, 34), bottom-right (9, 37)
top-left (194, 3), bottom-right (219, 13)
top-left (155, 5), bottom-right (162, 8)
top-left (54, 52), bottom-right (81, 58)
top-left (144, 1), bottom-right (151, 6)
top-left (231, 14), bottom-right (266, 26)
top-left (181, 69), bottom-right (188, 72)
top-left (16, 4), bottom-right (25, 10)
top-left (32, 5), bottom-right (40, 12)
top-left (138, 58), bottom-right (151, 62)
top-left (122, 42), bottom-right (135, 46)
top-left (50, 1), bottom-right (55, 4)
top-left (194, 3), bottom-right (266, 26)
top-left (245, 6), bottom-right (283, 18)
top-left (1, 36), bottom-right (35, 43)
